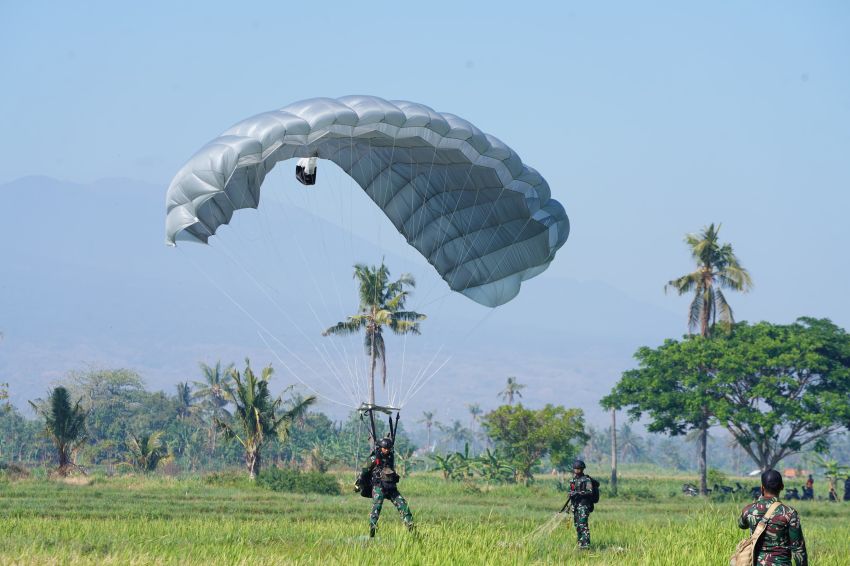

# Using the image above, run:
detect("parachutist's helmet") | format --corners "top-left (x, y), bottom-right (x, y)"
top-left (378, 437), bottom-right (394, 450)
top-left (572, 459), bottom-right (586, 470)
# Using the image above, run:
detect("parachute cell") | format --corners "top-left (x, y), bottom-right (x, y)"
top-left (164, 95), bottom-right (569, 307)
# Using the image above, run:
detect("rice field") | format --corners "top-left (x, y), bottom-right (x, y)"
top-left (1, 472), bottom-right (848, 565)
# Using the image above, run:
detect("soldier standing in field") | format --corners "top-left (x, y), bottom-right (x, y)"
top-left (737, 469), bottom-right (808, 566)
top-left (356, 437), bottom-right (414, 538)
top-left (565, 459), bottom-right (598, 549)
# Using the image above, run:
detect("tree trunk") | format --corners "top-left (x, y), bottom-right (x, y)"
top-left (369, 325), bottom-right (376, 408)
top-left (611, 409), bottom-right (618, 496)
top-left (426, 425), bottom-right (432, 451)
top-left (698, 422), bottom-right (708, 495)
top-left (247, 448), bottom-right (260, 480)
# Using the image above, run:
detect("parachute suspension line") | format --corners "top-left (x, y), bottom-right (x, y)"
top-left (473, 214), bottom-right (538, 293)
top-left (411, 154), bottom-right (481, 307)
top-left (444, 163), bottom-right (516, 295)
top-left (392, 131), bottom-right (444, 408)
top-left (265, 176), bottom-right (369, 406)
top-left (176, 246), bottom-right (354, 410)
top-left (399, 307), bottom-right (497, 407)
top-left (256, 330), bottom-right (354, 410)
top-left (212, 239), bottom-right (363, 405)
top-left (215, 242), bottom-right (362, 406)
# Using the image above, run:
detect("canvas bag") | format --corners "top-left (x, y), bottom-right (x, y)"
top-left (729, 500), bottom-right (782, 566)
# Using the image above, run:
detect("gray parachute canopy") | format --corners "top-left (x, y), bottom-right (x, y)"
top-left (165, 95), bottom-right (569, 307)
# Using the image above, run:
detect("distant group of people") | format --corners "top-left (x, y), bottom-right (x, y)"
top-left (795, 473), bottom-right (850, 502)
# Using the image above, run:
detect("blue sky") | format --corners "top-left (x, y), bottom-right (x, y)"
top-left (2, 1), bottom-right (849, 345)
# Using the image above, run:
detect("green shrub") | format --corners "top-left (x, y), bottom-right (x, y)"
top-left (257, 468), bottom-right (340, 495)
top-left (202, 471), bottom-right (251, 487)
top-left (707, 468), bottom-right (728, 486)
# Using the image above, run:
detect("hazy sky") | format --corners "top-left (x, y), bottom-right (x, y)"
top-left (2, 1), bottom-right (849, 327)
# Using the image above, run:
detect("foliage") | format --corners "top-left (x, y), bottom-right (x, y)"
top-left (126, 431), bottom-right (169, 473)
top-left (498, 376), bottom-right (525, 405)
top-left (216, 359), bottom-right (316, 479)
top-left (29, 386), bottom-right (88, 475)
top-left (0, 382), bottom-right (10, 413)
top-left (482, 404), bottom-right (588, 482)
top-left (256, 467), bottom-right (341, 495)
top-left (323, 262), bottom-right (425, 403)
top-left (813, 454), bottom-right (850, 500)
top-left (665, 223), bottom-right (752, 338)
top-left (711, 318), bottom-right (850, 470)
top-left (603, 318), bottom-right (850, 485)
top-left (706, 468), bottom-right (728, 487)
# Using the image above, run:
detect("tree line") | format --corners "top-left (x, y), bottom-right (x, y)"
top-left (603, 224), bottom-right (850, 494)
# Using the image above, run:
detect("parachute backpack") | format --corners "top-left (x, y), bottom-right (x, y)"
top-left (590, 477), bottom-right (600, 504)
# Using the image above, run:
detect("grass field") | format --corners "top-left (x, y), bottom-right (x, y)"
top-left (1, 472), bottom-right (849, 565)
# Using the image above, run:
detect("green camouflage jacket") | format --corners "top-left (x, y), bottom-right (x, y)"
top-left (737, 496), bottom-right (808, 566)
top-left (569, 473), bottom-right (594, 506)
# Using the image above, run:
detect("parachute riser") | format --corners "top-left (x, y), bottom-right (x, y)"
top-left (357, 403), bottom-right (400, 449)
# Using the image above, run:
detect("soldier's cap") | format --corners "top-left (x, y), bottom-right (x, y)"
top-left (761, 469), bottom-right (784, 493)
top-left (572, 459), bottom-right (586, 469)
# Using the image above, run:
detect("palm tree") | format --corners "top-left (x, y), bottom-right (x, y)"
top-left (814, 455), bottom-right (850, 502)
top-left (618, 424), bottom-right (645, 463)
top-left (127, 431), bottom-right (168, 473)
top-left (467, 403), bottom-right (483, 433)
top-left (439, 420), bottom-right (471, 452)
top-left (323, 262), bottom-right (426, 406)
top-left (29, 387), bottom-right (88, 475)
top-left (665, 223), bottom-right (753, 338)
top-left (193, 361), bottom-right (234, 452)
top-left (498, 377), bottom-right (525, 405)
top-left (175, 381), bottom-right (193, 421)
top-left (216, 359), bottom-right (316, 480)
top-left (666, 223), bottom-right (751, 495)
top-left (418, 411), bottom-right (437, 451)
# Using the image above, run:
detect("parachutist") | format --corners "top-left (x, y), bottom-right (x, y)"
top-left (361, 437), bottom-right (415, 535)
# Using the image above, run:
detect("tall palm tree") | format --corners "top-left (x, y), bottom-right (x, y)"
top-left (418, 411), bottom-right (437, 451)
top-left (216, 359), bottom-right (316, 480)
top-left (323, 262), bottom-right (426, 406)
top-left (439, 420), bottom-right (471, 452)
top-left (666, 223), bottom-right (752, 495)
top-left (175, 381), bottom-right (193, 421)
top-left (617, 424), bottom-right (645, 463)
top-left (665, 223), bottom-right (753, 338)
top-left (498, 377), bottom-right (525, 405)
top-left (193, 361), bottom-right (234, 452)
top-left (467, 403), bottom-right (483, 433)
top-left (29, 387), bottom-right (88, 475)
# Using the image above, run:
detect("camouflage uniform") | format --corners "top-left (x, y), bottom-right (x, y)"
top-left (363, 451), bottom-right (414, 532)
top-left (738, 496), bottom-right (808, 566)
top-left (569, 473), bottom-right (595, 548)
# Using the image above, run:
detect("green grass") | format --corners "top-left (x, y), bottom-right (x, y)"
top-left (1, 472), bottom-right (848, 565)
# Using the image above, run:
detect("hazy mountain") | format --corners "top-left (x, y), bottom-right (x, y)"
top-left (0, 176), bottom-right (683, 425)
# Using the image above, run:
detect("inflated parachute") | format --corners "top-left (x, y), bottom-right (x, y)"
top-left (165, 95), bottom-right (569, 307)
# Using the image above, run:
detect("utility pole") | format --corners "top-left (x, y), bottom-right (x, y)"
top-left (610, 409), bottom-right (618, 496)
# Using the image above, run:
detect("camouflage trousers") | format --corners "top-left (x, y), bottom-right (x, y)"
top-left (572, 503), bottom-right (591, 547)
top-left (370, 485), bottom-right (414, 530)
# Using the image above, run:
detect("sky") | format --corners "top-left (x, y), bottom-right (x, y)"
top-left (1, 1), bottom-right (849, 420)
